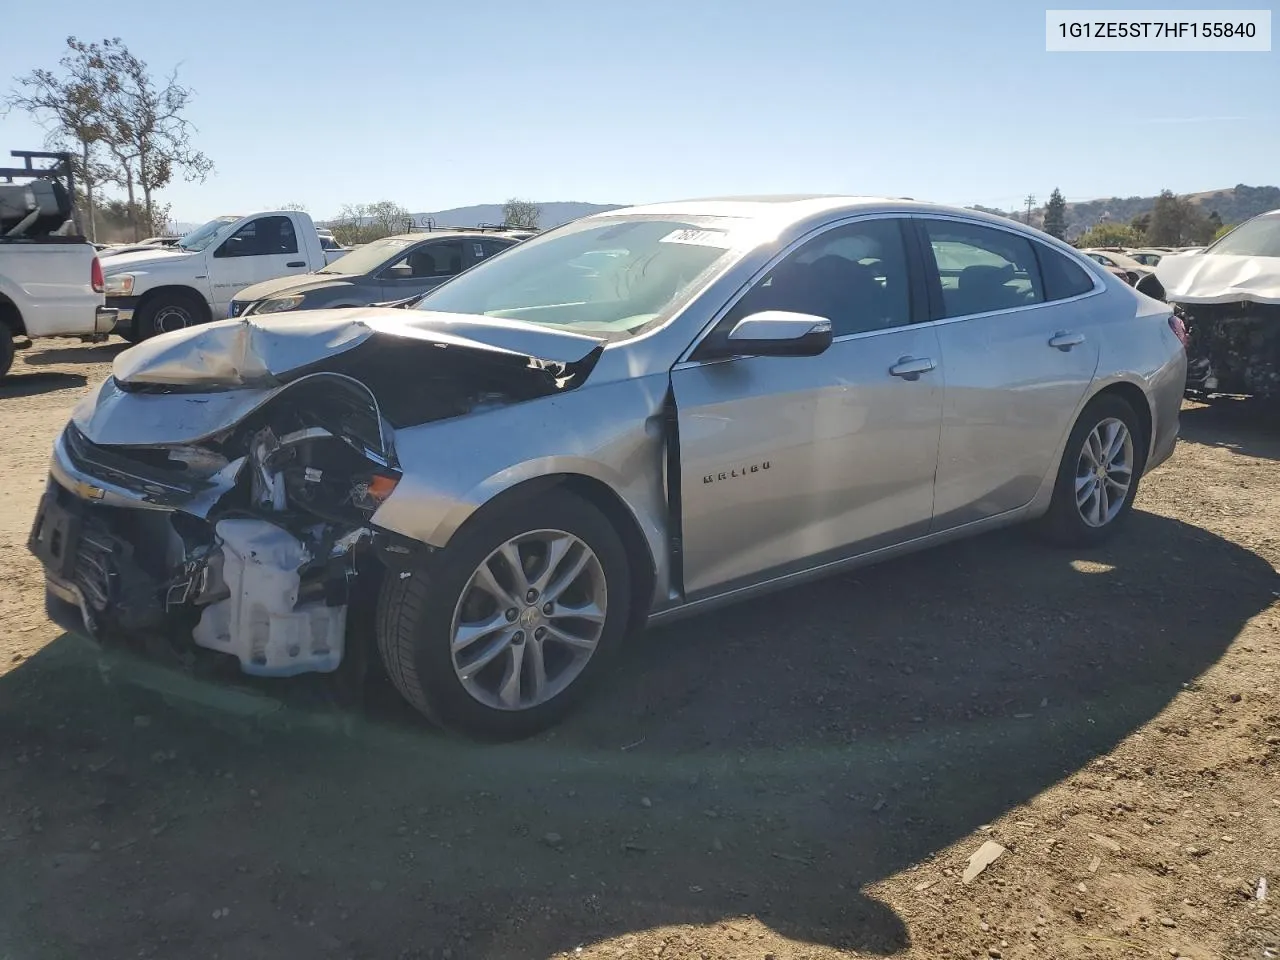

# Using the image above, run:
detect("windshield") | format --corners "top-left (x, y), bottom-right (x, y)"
top-left (317, 236), bottom-right (415, 275)
top-left (1205, 213), bottom-right (1280, 258)
top-left (178, 216), bottom-right (240, 252)
top-left (411, 217), bottom-right (747, 337)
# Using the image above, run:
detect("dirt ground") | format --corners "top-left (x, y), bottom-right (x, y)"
top-left (1, 337), bottom-right (1278, 960)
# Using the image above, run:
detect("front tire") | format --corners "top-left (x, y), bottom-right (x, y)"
top-left (376, 489), bottom-right (632, 740)
top-left (1039, 394), bottom-right (1146, 547)
top-left (125, 292), bottom-right (209, 343)
top-left (0, 333), bottom-right (13, 379)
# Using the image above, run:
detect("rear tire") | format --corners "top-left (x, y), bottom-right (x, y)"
top-left (376, 489), bottom-right (632, 740)
top-left (0, 333), bottom-right (13, 379)
top-left (126, 291), bottom-right (209, 343)
top-left (1039, 394), bottom-right (1146, 547)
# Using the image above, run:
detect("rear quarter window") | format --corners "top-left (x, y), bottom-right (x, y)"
top-left (1036, 245), bottom-right (1097, 301)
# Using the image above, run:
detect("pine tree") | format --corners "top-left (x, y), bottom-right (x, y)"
top-left (1043, 188), bottom-right (1067, 239)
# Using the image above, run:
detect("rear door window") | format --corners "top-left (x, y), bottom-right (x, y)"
top-left (921, 220), bottom-right (1044, 318)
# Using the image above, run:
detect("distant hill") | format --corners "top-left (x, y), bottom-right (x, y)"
top-left (972, 184), bottom-right (1280, 239)
top-left (171, 201), bottom-right (621, 237)
top-left (174, 187), bottom-right (1280, 241)
top-left (401, 201), bottom-right (623, 229)
top-left (312, 201), bottom-right (624, 232)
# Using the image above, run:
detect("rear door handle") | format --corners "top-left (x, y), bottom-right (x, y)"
top-left (286, 260), bottom-right (306, 268)
top-left (1049, 331), bottom-right (1085, 351)
top-left (889, 356), bottom-right (936, 380)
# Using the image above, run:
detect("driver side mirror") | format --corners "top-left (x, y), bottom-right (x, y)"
top-left (703, 310), bottom-right (834, 359)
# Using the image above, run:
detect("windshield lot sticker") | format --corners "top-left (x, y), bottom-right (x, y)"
top-left (660, 228), bottom-right (732, 248)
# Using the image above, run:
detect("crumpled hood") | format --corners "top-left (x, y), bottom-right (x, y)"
top-left (100, 248), bottom-right (197, 274)
top-left (76, 309), bottom-right (607, 447)
top-left (234, 274), bottom-right (355, 303)
top-left (1155, 252), bottom-right (1280, 306)
top-left (112, 308), bottom-right (607, 390)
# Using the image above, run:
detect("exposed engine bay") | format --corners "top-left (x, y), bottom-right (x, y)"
top-left (29, 311), bottom-right (606, 678)
top-left (1176, 301), bottom-right (1280, 400)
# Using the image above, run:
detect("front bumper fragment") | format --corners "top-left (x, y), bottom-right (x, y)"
top-left (105, 296), bottom-right (139, 329)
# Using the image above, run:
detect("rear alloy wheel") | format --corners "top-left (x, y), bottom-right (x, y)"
top-left (376, 489), bottom-right (631, 739)
top-left (1040, 394), bottom-right (1145, 546)
top-left (1074, 418), bottom-right (1134, 528)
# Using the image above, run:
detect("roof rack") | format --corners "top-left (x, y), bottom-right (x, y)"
top-left (403, 219), bottom-right (534, 234)
top-left (0, 149), bottom-right (75, 187)
top-left (0, 150), bottom-right (80, 239)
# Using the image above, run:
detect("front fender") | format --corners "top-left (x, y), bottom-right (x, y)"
top-left (370, 374), bottom-right (673, 594)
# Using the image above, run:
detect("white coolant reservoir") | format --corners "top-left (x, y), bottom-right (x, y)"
top-left (192, 518), bottom-right (346, 677)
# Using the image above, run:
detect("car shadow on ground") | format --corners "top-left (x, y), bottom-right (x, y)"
top-left (19, 340), bottom-right (128, 366)
top-left (1179, 399), bottom-right (1280, 461)
top-left (0, 370), bottom-right (88, 398)
top-left (1, 511), bottom-right (1276, 959)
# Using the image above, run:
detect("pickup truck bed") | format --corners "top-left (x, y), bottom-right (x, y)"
top-left (0, 238), bottom-right (116, 377)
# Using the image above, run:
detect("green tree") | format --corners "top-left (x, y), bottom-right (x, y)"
top-left (1147, 189), bottom-right (1210, 246)
top-left (1076, 222), bottom-right (1141, 248)
top-left (1042, 188), bottom-right (1067, 239)
top-left (502, 198), bottom-right (542, 229)
top-left (1129, 212), bottom-right (1151, 239)
top-left (1212, 223), bottom-right (1234, 243)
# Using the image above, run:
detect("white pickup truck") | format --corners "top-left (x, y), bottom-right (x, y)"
top-left (0, 151), bottom-right (116, 378)
top-left (102, 210), bottom-right (348, 342)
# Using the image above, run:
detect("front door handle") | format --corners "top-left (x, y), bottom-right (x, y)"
top-left (889, 356), bottom-right (936, 380)
top-left (286, 260), bottom-right (306, 268)
top-left (1049, 331), bottom-right (1086, 351)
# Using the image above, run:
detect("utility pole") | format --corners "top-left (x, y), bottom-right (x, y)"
top-left (1024, 194), bottom-right (1036, 225)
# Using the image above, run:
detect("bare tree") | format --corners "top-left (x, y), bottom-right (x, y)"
top-left (4, 37), bottom-right (117, 240)
top-left (101, 39), bottom-right (213, 239)
top-left (279, 201), bottom-right (308, 212)
top-left (503, 198), bottom-right (542, 229)
top-left (329, 202), bottom-right (411, 245)
top-left (330, 203), bottom-right (372, 246)
top-left (368, 200), bottom-right (410, 237)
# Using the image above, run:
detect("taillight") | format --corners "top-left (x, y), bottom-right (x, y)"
top-left (1168, 313), bottom-right (1188, 347)
top-left (91, 256), bottom-right (104, 294)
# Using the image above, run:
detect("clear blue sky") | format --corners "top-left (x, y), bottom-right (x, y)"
top-left (1, 0), bottom-right (1275, 222)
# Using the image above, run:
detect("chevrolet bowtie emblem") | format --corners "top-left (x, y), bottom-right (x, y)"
top-left (71, 480), bottom-right (106, 501)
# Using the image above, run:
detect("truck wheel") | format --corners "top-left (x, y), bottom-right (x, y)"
top-left (0, 333), bottom-right (13, 379)
top-left (376, 489), bottom-right (632, 740)
top-left (128, 292), bottom-right (209, 342)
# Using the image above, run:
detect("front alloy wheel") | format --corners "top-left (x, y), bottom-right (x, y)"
top-left (376, 489), bottom-right (632, 740)
top-left (451, 531), bottom-right (607, 711)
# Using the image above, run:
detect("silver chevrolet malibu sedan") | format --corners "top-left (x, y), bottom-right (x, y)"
top-left (30, 197), bottom-right (1188, 739)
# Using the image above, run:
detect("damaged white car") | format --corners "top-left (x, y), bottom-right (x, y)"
top-left (1142, 208), bottom-right (1280, 400)
top-left (30, 197), bottom-right (1187, 739)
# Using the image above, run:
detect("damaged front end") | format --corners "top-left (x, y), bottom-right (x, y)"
top-left (1178, 301), bottom-right (1280, 400)
top-left (32, 371), bottom-right (403, 676)
top-left (28, 310), bottom-right (604, 677)
top-left (1149, 231), bottom-right (1280, 400)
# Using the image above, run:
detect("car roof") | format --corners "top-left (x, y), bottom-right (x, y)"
top-left (581, 195), bottom-right (1047, 235)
